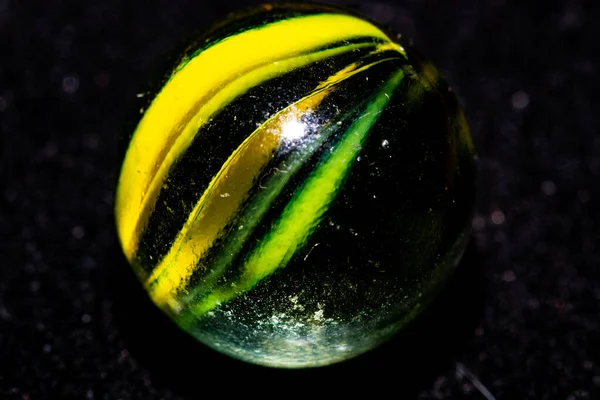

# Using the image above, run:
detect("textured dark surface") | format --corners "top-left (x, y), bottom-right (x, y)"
top-left (1, 0), bottom-right (599, 398)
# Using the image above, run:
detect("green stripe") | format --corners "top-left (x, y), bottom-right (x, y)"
top-left (181, 69), bottom-right (405, 320)
top-left (177, 56), bottom-right (400, 304)
top-left (136, 46), bottom-right (382, 276)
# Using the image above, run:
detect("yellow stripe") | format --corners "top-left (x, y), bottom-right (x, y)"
top-left (115, 13), bottom-right (398, 263)
top-left (188, 69), bottom-right (405, 317)
top-left (145, 60), bottom-right (383, 308)
top-left (170, 56), bottom-right (402, 313)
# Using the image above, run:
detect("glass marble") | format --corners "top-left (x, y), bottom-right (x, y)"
top-left (115, 3), bottom-right (475, 368)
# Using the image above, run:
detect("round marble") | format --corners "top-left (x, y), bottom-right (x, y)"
top-left (115, 3), bottom-right (475, 368)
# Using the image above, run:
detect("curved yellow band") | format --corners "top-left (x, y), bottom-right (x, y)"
top-left (115, 13), bottom-right (398, 262)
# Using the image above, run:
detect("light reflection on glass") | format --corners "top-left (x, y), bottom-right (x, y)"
top-left (281, 119), bottom-right (307, 142)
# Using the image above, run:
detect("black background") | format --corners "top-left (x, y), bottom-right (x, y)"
top-left (1, 0), bottom-right (599, 398)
